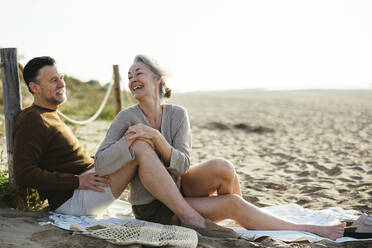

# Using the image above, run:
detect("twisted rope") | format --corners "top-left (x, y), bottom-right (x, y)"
top-left (57, 79), bottom-right (114, 125)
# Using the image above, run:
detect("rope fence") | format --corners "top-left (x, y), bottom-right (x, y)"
top-left (17, 63), bottom-right (118, 125)
top-left (57, 79), bottom-right (114, 125)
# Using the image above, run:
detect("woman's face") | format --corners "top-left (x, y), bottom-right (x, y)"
top-left (128, 62), bottom-right (160, 101)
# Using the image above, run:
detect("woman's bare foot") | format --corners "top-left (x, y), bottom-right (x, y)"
top-left (307, 223), bottom-right (345, 240)
top-left (177, 214), bottom-right (206, 228)
top-left (181, 219), bottom-right (239, 238)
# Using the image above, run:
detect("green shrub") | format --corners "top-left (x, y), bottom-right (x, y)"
top-left (24, 188), bottom-right (44, 210)
top-left (0, 170), bottom-right (14, 200)
top-left (98, 106), bottom-right (116, 121)
top-left (0, 170), bottom-right (45, 210)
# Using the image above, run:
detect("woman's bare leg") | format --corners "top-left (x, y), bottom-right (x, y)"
top-left (108, 140), bottom-right (205, 227)
top-left (182, 159), bottom-right (344, 240)
top-left (182, 158), bottom-right (241, 197)
top-left (109, 159), bottom-right (138, 198)
top-left (185, 194), bottom-right (343, 240)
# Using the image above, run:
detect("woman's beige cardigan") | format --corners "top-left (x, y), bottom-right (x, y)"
top-left (95, 104), bottom-right (191, 205)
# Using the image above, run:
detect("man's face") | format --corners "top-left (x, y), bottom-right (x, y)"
top-left (33, 65), bottom-right (67, 108)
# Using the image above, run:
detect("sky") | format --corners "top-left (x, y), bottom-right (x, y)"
top-left (1, 0), bottom-right (372, 92)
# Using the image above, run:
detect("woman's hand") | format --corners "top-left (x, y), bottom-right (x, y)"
top-left (125, 124), bottom-right (160, 145)
top-left (125, 124), bottom-right (172, 164)
top-left (125, 131), bottom-right (155, 150)
top-left (125, 124), bottom-right (157, 149)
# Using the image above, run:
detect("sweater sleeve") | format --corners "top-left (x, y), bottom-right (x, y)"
top-left (13, 115), bottom-right (79, 191)
top-left (95, 113), bottom-right (135, 176)
top-left (167, 108), bottom-right (192, 176)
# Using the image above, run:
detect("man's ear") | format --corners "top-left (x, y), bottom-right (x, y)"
top-left (29, 82), bottom-right (39, 95)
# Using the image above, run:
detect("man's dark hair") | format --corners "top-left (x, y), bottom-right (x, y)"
top-left (23, 56), bottom-right (55, 94)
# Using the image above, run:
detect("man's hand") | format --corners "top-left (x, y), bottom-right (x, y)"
top-left (78, 172), bottom-right (110, 192)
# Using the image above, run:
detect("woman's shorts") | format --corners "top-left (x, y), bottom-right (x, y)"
top-left (132, 199), bottom-right (174, 225)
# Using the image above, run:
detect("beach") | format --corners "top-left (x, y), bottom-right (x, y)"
top-left (0, 90), bottom-right (371, 247)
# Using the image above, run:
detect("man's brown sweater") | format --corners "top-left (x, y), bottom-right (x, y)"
top-left (13, 105), bottom-right (93, 210)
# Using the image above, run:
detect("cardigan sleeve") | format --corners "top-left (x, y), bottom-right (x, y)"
top-left (167, 108), bottom-right (192, 176)
top-left (94, 112), bottom-right (135, 176)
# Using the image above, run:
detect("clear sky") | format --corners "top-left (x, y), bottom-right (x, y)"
top-left (2, 0), bottom-right (372, 92)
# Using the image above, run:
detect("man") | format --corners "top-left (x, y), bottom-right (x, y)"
top-left (14, 56), bottom-right (128, 215)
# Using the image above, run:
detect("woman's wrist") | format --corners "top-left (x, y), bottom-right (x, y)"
top-left (153, 129), bottom-right (162, 144)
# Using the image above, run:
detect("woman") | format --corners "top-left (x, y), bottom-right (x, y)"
top-left (94, 55), bottom-right (345, 240)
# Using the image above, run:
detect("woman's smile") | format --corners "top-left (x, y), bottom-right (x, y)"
top-left (133, 85), bottom-right (144, 91)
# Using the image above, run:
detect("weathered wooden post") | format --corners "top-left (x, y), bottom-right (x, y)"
top-left (113, 65), bottom-right (122, 115)
top-left (0, 48), bottom-right (21, 191)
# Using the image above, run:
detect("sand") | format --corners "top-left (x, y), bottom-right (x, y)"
top-left (0, 90), bottom-right (371, 247)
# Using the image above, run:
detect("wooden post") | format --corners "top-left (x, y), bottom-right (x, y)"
top-left (0, 48), bottom-right (21, 190)
top-left (113, 65), bottom-right (122, 115)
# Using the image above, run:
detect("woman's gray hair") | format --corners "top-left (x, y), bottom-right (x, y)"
top-left (133, 55), bottom-right (172, 98)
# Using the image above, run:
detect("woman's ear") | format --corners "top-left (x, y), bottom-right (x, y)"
top-left (155, 75), bottom-right (162, 86)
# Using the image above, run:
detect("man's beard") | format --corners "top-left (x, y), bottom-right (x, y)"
top-left (47, 89), bottom-right (67, 105)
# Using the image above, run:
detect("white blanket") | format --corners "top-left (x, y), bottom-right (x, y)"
top-left (40, 200), bottom-right (133, 230)
top-left (220, 203), bottom-right (372, 243)
top-left (40, 200), bottom-right (372, 243)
